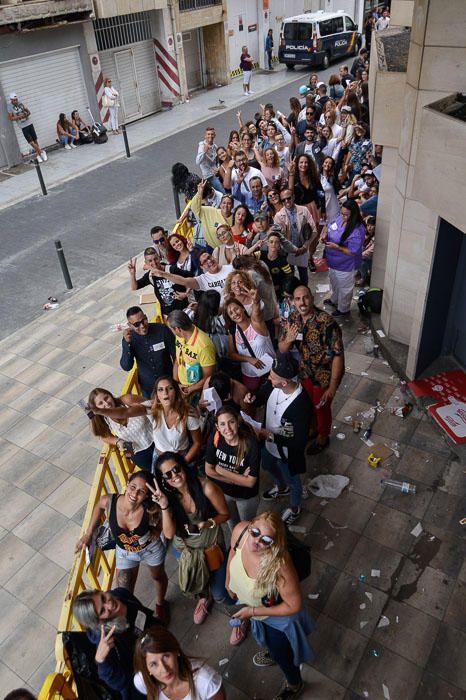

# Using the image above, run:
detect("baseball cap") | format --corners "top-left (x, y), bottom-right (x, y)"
top-left (272, 353), bottom-right (299, 380)
top-left (316, 81), bottom-right (325, 88)
top-left (364, 170), bottom-right (374, 176)
top-left (254, 211), bottom-right (269, 221)
top-left (299, 85), bottom-right (311, 95)
top-left (9, 92), bottom-right (18, 99)
top-left (341, 105), bottom-right (352, 113)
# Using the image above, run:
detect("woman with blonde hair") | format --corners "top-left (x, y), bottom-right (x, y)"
top-left (226, 511), bottom-right (315, 700)
top-left (253, 146), bottom-right (285, 189)
top-left (133, 626), bottom-right (225, 699)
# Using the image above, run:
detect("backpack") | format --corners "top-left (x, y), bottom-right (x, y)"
top-left (62, 631), bottom-right (119, 700)
top-left (357, 287), bottom-right (383, 315)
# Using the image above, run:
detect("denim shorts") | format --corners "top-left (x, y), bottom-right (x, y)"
top-left (116, 535), bottom-right (167, 570)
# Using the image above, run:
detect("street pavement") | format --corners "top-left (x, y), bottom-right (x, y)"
top-left (0, 64), bottom-right (317, 341)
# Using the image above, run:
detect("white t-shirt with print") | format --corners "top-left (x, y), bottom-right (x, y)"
top-left (195, 264), bottom-right (233, 300)
top-left (134, 660), bottom-right (222, 699)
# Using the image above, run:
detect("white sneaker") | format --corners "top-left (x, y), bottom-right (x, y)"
top-left (243, 92), bottom-right (249, 97)
top-left (41, 150), bottom-right (47, 161)
top-left (36, 154), bottom-right (43, 163)
top-left (64, 144), bottom-right (71, 150)
top-left (70, 143), bottom-right (77, 149)
top-left (248, 90), bottom-right (255, 95)
top-left (281, 507), bottom-right (302, 526)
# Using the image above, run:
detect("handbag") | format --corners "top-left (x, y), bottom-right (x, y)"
top-left (102, 93), bottom-right (110, 108)
top-left (204, 543), bottom-right (224, 572)
top-left (95, 495), bottom-right (116, 551)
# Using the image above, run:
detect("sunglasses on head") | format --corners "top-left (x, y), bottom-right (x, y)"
top-left (131, 317), bottom-right (147, 328)
top-left (161, 464), bottom-right (182, 481)
top-left (249, 527), bottom-right (274, 546)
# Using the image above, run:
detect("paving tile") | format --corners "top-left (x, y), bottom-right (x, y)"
top-left (414, 671), bottom-right (466, 700)
top-left (350, 643), bottom-right (422, 700)
top-left (423, 490), bottom-right (464, 536)
top-left (420, 524), bottom-right (466, 579)
top-left (300, 665), bottom-right (346, 699)
top-left (52, 404), bottom-right (89, 436)
top-left (4, 415), bottom-right (48, 448)
top-left (344, 351), bottom-right (373, 375)
top-left (0, 611), bottom-right (56, 679)
top-left (439, 458), bottom-right (466, 497)
top-left (345, 458), bottom-right (385, 501)
top-left (29, 395), bottom-right (71, 425)
top-left (300, 559), bottom-right (341, 615)
top-left (323, 571), bottom-right (387, 638)
top-left (32, 368), bottom-right (72, 396)
top-left (8, 386), bottom-right (49, 413)
top-left (335, 398), bottom-right (374, 425)
top-left (23, 428), bottom-right (70, 460)
top-left (1, 379), bottom-right (28, 407)
top-left (0, 481), bottom-right (39, 530)
top-left (427, 623), bottom-right (466, 691)
top-left (12, 361), bottom-right (50, 386)
top-left (306, 447), bottom-right (354, 478)
top-left (19, 461), bottom-right (69, 500)
top-left (364, 410), bottom-right (420, 443)
top-left (4, 450), bottom-right (49, 487)
top-left (4, 551), bottom-right (65, 607)
top-left (0, 588), bottom-right (32, 645)
top-left (310, 613), bottom-right (367, 687)
top-left (321, 491), bottom-right (376, 534)
top-left (54, 377), bottom-right (96, 404)
top-left (0, 660), bottom-right (28, 698)
top-left (79, 338), bottom-right (115, 359)
top-left (363, 502), bottom-right (420, 554)
top-left (34, 574), bottom-right (69, 627)
top-left (380, 473), bottom-right (434, 519)
top-left (40, 518), bottom-right (81, 571)
top-left (444, 580), bottom-right (466, 631)
top-left (48, 437), bottom-right (100, 473)
top-left (0, 406), bottom-right (24, 435)
top-left (336, 374), bottom-right (362, 397)
top-left (80, 361), bottom-right (118, 385)
top-left (396, 445), bottom-right (448, 486)
top-left (410, 414), bottom-right (452, 454)
top-left (27, 651), bottom-right (57, 693)
top-left (350, 377), bottom-right (395, 405)
top-left (0, 355), bottom-right (34, 378)
top-left (392, 563), bottom-right (453, 620)
top-left (221, 628), bottom-right (285, 698)
top-left (12, 502), bottom-right (69, 549)
top-left (344, 536), bottom-right (404, 593)
top-left (72, 452), bottom-right (99, 485)
top-left (0, 533), bottom-right (37, 586)
top-left (0, 440), bottom-right (23, 479)
top-left (308, 517), bottom-right (360, 570)
top-left (372, 599), bottom-right (440, 666)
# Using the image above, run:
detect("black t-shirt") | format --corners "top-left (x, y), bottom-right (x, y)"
top-left (136, 272), bottom-right (187, 315)
top-left (260, 251), bottom-right (292, 298)
top-left (205, 433), bottom-right (260, 499)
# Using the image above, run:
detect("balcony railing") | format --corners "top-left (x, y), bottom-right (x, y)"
top-left (179, 0), bottom-right (221, 11)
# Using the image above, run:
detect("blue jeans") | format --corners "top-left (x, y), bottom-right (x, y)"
top-left (60, 134), bottom-right (75, 146)
top-left (261, 447), bottom-right (302, 508)
top-left (174, 543), bottom-right (235, 604)
top-left (207, 175), bottom-right (225, 193)
top-left (262, 623), bottom-right (302, 686)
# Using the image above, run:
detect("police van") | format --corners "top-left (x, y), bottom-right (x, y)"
top-left (278, 11), bottom-right (361, 70)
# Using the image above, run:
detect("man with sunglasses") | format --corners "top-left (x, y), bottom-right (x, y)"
top-left (296, 107), bottom-right (318, 142)
top-left (244, 353), bottom-right (313, 525)
top-left (120, 306), bottom-right (175, 398)
top-left (273, 190), bottom-right (317, 285)
top-left (151, 249), bottom-right (233, 303)
top-left (150, 226), bottom-right (170, 265)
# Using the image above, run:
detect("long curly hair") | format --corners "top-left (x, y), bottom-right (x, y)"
top-left (223, 269), bottom-right (255, 300)
top-left (250, 511), bottom-right (288, 594)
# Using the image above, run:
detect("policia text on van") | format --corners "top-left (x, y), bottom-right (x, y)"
top-left (278, 11), bottom-right (361, 70)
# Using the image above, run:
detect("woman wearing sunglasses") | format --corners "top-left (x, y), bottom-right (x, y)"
top-left (151, 452), bottom-right (234, 625)
top-left (226, 511), bottom-right (315, 700)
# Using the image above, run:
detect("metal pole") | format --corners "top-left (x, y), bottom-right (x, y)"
top-left (121, 123), bottom-right (131, 158)
top-left (34, 159), bottom-right (47, 196)
top-left (54, 240), bottom-right (73, 290)
top-left (172, 185), bottom-right (181, 219)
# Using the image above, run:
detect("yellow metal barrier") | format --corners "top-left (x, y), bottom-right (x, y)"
top-left (39, 200), bottom-right (208, 696)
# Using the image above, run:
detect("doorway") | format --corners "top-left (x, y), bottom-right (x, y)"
top-left (114, 48), bottom-right (142, 120)
top-left (182, 29), bottom-right (204, 91)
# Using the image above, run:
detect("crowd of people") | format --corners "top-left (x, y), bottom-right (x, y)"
top-left (7, 44), bottom-right (384, 700)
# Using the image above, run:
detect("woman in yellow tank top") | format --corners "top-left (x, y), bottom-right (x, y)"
top-left (225, 511), bottom-right (315, 700)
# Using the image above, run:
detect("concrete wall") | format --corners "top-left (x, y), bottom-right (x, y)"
top-left (0, 23), bottom-right (98, 167)
top-left (203, 21), bottom-right (229, 86)
top-left (93, 0), bottom-right (166, 18)
top-left (178, 4), bottom-right (224, 32)
top-left (379, 0), bottom-right (466, 377)
top-left (390, 0), bottom-right (414, 26)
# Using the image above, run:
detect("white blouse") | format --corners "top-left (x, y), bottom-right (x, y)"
top-left (134, 661), bottom-right (222, 699)
top-left (105, 415), bottom-right (153, 453)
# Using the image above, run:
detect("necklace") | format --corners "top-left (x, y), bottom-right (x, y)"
top-left (273, 389), bottom-right (295, 415)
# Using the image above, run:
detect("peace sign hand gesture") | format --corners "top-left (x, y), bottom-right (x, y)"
top-left (146, 481), bottom-right (169, 511)
top-left (95, 625), bottom-right (116, 664)
top-left (127, 257), bottom-right (137, 275)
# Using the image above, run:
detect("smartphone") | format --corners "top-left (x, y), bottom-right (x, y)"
top-left (185, 524), bottom-right (200, 535)
top-left (78, 399), bottom-right (95, 419)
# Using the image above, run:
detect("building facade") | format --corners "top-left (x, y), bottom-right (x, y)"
top-left (369, 0), bottom-right (466, 377)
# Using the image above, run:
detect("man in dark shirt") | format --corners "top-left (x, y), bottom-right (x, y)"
top-left (120, 306), bottom-right (175, 398)
top-left (128, 248), bottom-right (187, 317)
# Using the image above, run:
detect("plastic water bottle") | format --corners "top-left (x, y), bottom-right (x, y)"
top-left (381, 479), bottom-right (416, 495)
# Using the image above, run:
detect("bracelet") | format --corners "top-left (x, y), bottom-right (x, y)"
top-left (208, 518), bottom-right (216, 529)
top-left (160, 506), bottom-right (169, 511)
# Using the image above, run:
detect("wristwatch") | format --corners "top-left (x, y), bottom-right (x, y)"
top-left (208, 518), bottom-right (216, 529)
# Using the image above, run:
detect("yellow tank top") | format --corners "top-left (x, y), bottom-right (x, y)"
top-left (229, 534), bottom-right (268, 620)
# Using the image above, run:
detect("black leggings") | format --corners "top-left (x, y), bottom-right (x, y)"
top-left (262, 624), bottom-right (302, 686)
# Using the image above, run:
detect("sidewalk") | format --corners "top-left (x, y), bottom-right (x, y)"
top-left (0, 66), bottom-right (300, 212)
top-left (0, 248), bottom-right (464, 698)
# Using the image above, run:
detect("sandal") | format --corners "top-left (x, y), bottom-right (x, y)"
top-left (193, 597), bottom-right (212, 624)
top-left (229, 618), bottom-right (250, 646)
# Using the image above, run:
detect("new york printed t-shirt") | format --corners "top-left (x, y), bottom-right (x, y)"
top-left (205, 433), bottom-right (260, 499)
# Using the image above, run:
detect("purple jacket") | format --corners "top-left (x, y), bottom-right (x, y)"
top-left (325, 214), bottom-right (366, 272)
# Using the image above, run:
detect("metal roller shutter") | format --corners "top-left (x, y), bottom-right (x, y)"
top-left (0, 46), bottom-right (89, 152)
top-left (99, 40), bottom-right (160, 124)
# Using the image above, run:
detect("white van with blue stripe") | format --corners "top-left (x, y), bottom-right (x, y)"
top-left (278, 10), bottom-right (361, 70)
